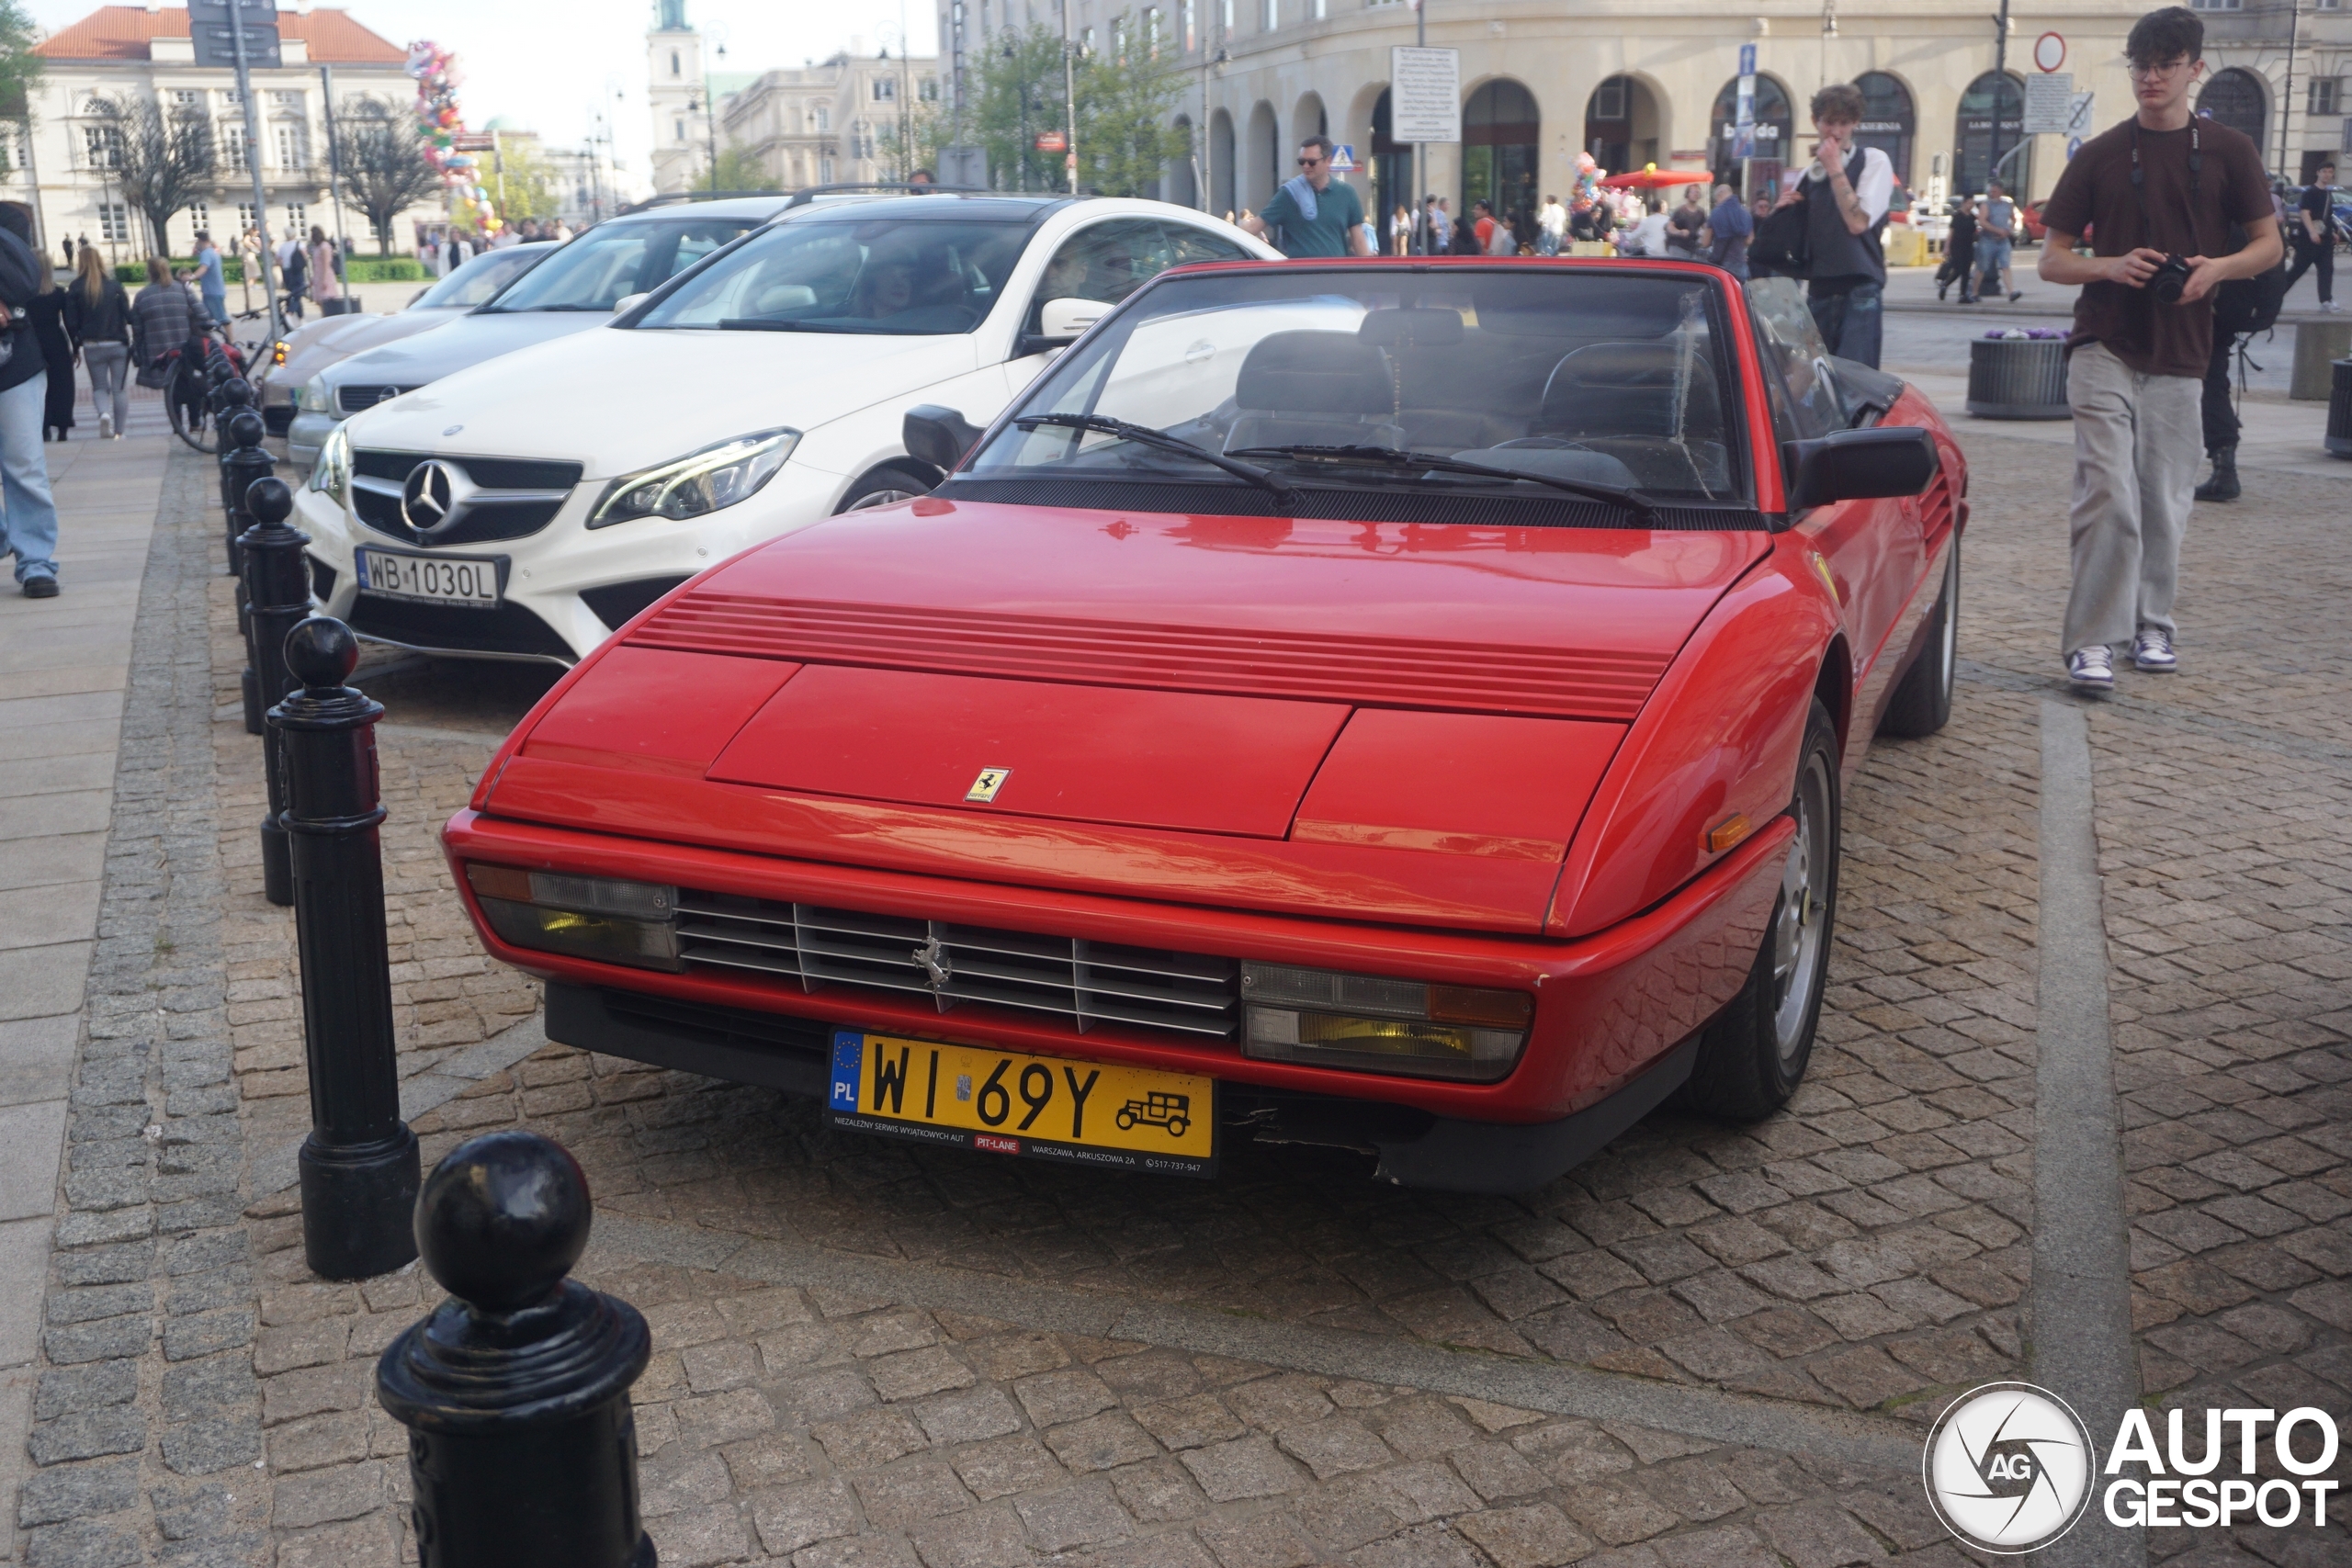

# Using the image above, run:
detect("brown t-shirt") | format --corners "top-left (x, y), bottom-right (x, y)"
top-left (2038, 117), bottom-right (2273, 378)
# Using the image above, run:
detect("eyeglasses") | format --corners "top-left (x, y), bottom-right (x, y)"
top-left (2126, 57), bottom-right (2192, 80)
top-left (1295, 156), bottom-right (1324, 167)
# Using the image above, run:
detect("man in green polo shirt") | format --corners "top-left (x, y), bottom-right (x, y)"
top-left (1242, 136), bottom-right (1374, 259)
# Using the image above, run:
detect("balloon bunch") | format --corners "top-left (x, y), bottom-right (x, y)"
top-left (1568, 151), bottom-right (1604, 215)
top-left (405, 40), bottom-right (501, 235)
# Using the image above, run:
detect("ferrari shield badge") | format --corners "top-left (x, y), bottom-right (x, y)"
top-left (965, 768), bottom-right (1011, 804)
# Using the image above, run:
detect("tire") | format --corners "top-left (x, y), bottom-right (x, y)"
top-left (1115, 1108), bottom-right (1137, 1131)
top-left (1878, 536), bottom-right (1958, 739)
top-left (168, 366), bottom-right (219, 455)
top-left (1677, 697), bottom-right (1841, 1121)
top-left (1165, 1118), bottom-right (1188, 1139)
top-left (832, 464), bottom-right (934, 513)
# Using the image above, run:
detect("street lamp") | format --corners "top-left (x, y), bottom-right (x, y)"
top-left (689, 40), bottom-right (727, 190)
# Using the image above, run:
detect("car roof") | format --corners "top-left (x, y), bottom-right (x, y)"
top-left (779, 193), bottom-right (1074, 223)
top-left (608, 195), bottom-right (797, 223)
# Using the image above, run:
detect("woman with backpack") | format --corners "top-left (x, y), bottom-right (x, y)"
top-left (65, 246), bottom-right (131, 439)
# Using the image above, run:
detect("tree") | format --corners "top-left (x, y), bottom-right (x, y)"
top-left (92, 94), bottom-right (215, 258)
top-left (0, 0), bottom-right (41, 125)
top-left (968, 25), bottom-right (1069, 194)
top-left (701, 144), bottom-right (770, 193)
top-left (875, 99), bottom-right (950, 184)
top-left (336, 105), bottom-right (442, 255)
top-left (491, 135), bottom-right (560, 220)
top-left (966, 21), bottom-right (1191, 197)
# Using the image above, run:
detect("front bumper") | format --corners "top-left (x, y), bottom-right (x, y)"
top-left (442, 806), bottom-right (1791, 1188)
top-left (287, 409), bottom-right (339, 468)
top-left (295, 460), bottom-right (842, 664)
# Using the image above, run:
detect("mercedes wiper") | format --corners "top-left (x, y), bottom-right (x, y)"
top-left (1013, 413), bottom-right (1295, 503)
top-left (1227, 444), bottom-right (1659, 526)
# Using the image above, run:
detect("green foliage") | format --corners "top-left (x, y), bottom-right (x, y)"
top-left (345, 257), bottom-right (424, 281)
top-left (966, 21), bottom-right (1192, 198)
top-left (875, 101), bottom-right (951, 184)
top-left (0, 0), bottom-right (42, 118)
top-left (491, 137), bottom-right (562, 220)
top-left (700, 145), bottom-right (772, 193)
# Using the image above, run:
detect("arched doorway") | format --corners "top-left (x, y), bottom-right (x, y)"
top-left (1370, 88), bottom-right (1409, 243)
top-left (1245, 100), bottom-right (1278, 214)
top-left (1168, 115), bottom-right (1197, 208)
top-left (1210, 109), bottom-right (1236, 216)
top-left (1585, 74), bottom-right (1660, 176)
top-left (2199, 68), bottom-right (2267, 163)
top-left (1707, 73), bottom-right (1794, 200)
top-left (1294, 91), bottom-right (1329, 148)
top-left (1954, 72), bottom-right (2029, 195)
top-left (1855, 71), bottom-right (1915, 191)
top-left (1464, 78), bottom-right (1538, 239)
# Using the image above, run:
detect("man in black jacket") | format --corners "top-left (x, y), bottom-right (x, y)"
top-left (1771, 83), bottom-right (1895, 367)
top-left (0, 203), bottom-right (59, 597)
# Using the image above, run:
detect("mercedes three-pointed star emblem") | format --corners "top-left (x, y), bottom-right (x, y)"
top-left (399, 459), bottom-right (462, 536)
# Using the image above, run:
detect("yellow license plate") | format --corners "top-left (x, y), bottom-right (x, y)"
top-left (827, 1031), bottom-right (1216, 1178)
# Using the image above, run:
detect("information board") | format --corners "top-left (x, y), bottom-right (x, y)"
top-left (189, 0), bottom-right (280, 69)
top-left (1390, 47), bottom-right (1461, 143)
top-left (2022, 73), bottom-right (2075, 136)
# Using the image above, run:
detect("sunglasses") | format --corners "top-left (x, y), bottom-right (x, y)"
top-left (1296, 156), bottom-right (1325, 167)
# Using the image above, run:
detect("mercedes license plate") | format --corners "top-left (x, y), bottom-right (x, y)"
top-left (827, 1032), bottom-right (1216, 1178)
top-left (354, 547), bottom-right (502, 608)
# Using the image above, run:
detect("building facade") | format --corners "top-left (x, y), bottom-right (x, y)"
top-left (21, 4), bottom-right (441, 262)
top-left (937, 0), bottom-right (2349, 227)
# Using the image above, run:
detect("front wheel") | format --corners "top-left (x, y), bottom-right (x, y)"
top-left (167, 366), bottom-right (219, 455)
top-left (1677, 697), bottom-right (1841, 1121)
top-left (1878, 536), bottom-right (1958, 739)
top-left (832, 464), bottom-right (933, 513)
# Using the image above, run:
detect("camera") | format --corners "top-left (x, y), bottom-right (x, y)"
top-left (2147, 254), bottom-right (2195, 304)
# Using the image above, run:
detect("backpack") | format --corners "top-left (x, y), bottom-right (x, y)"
top-left (0, 228), bottom-right (40, 369)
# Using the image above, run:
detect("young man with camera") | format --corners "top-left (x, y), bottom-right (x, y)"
top-left (2035, 6), bottom-right (2278, 691)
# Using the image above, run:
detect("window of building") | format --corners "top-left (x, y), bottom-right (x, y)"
top-left (82, 123), bottom-right (122, 170)
top-left (2189, 0), bottom-right (2241, 9)
top-left (920, 76), bottom-right (940, 101)
top-left (285, 203), bottom-right (307, 235)
top-left (1147, 7), bottom-right (1160, 57)
top-left (1313, 0), bottom-right (1326, 17)
top-left (1261, 0), bottom-right (1275, 28)
top-left (875, 76), bottom-right (896, 101)
top-left (98, 202), bottom-right (129, 242)
top-left (1082, 26), bottom-right (1096, 53)
top-left (2311, 77), bottom-right (2343, 117)
top-left (274, 123), bottom-right (306, 171)
top-left (236, 203), bottom-right (256, 232)
top-left (170, 89), bottom-right (202, 108)
top-left (187, 201), bottom-right (209, 234)
top-left (271, 90), bottom-right (301, 107)
top-left (1182, 0), bottom-right (1195, 51)
top-left (220, 88), bottom-right (243, 106)
top-left (820, 156), bottom-right (835, 181)
top-left (674, 117), bottom-right (686, 141)
top-left (671, 50), bottom-right (682, 76)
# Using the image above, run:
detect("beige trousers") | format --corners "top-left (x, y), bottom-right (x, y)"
top-left (2061, 342), bottom-right (2202, 655)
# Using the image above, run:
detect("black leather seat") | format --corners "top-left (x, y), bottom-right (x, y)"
top-left (1532, 342), bottom-right (1722, 443)
top-left (1224, 331), bottom-right (1404, 453)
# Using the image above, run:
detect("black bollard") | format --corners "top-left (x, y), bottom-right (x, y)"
top-left (378, 1131), bottom-right (655, 1568)
top-left (271, 615), bottom-right (421, 1280)
top-left (223, 407), bottom-right (276, 733)
top-left (241, 478), bottom-right (310, 907)
top-left (214, 375), bottom-right (255, 553)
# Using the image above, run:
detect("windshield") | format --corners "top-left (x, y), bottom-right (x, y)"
top-left (967, 268), bottom-right (1743, 507)
top-left (479, 217), bottom-right (762, 313)
top-left (634, 217), bottom-right (1032, 334)
top-left (411, 246), bottom-right (547, 310)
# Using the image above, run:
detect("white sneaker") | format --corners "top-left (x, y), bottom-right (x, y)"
top-left (2067, 645), bottom-right (2115, 692)
top-left (2325, 300), bottom-right (2341, 313)
top-left (2132, 627), bottom-right (2177, 673)
top-left (96, 412), bottom-right (111, 439)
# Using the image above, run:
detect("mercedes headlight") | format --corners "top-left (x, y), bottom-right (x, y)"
top-left (310, 423), bottom-right (350, 506)
top-left (589, 429), bottom-right (800, 529)
top-left (296, 380), bottom-right (331, 413)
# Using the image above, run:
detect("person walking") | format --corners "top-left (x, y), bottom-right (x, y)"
top-left (1773, 82), bottom-right (1894, 366)
top-left (0, 204), bottom-right (62, 596)
top-left (1976, 180), bottom-right (2021, 301)
top-left (1666, 185), bottom-right (1708, 258)
top-left (2281, 162), bottom-right (2337, 311)
top-left (1537, 193), bottom-right (1567, 256)
top-left (1487, 207), bottom-right (1520, 255)
top-left (2034, 6), bottom-right (2279, 691)
top-left (306, 225), bottom-right (341, 314)
top-left (1241, 141), bottom-right (1374, 257)
top-left (130, 254), bottom-right (196, 388)
top-left (277, 232), bottom-right (308, 323)
top-left (1705, 182), bottom-right (1753, 278)
top-left (65, 245), bottom-right (130, 440)
top-left (26, 254), bottom-right (73, 442)
top-left (1940, 195), bottom-right (1980, 303)
top-left (192, 229), bottom-right (227, 326)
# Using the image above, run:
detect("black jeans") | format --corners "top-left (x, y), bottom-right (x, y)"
top-left (2282, 237), bottom-right (2334, 305)
top-left (2200, 332), bottom-right (2240, 456)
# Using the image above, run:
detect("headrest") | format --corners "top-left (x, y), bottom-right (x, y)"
top-left (1357, 308), bottom-right (1464, 349)
top-left (1235, 332), bottom-right (1396, 415)
top-left (1548, 342), bottom-right (1688, 388)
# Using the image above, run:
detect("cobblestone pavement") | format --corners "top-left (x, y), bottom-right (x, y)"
top-left (13, 433), bottom-right (2350, 1566)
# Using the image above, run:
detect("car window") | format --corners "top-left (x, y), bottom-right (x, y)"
top-left (970, 266), bottom-right (1744, 506)
top-left (411, 247), bottom-right (546, 310)
top-left (1026, 220), bottom-right (1180, 335)
top-left (1747, 276), bottom-right (1843, 446)
top-left (633, 217), bottom-right (1033, 334)
top-left (479, 218), bottom-right (760, 313)
top-left (1161, 222), bottom-right (1256, 266)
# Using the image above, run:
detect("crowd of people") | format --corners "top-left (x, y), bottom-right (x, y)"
top-left (417, 217), bottom-right (573, 278)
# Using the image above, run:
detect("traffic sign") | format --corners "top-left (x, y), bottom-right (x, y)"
top-left (1330, 143), bottom-right (1358, 173)
top-left (2065, 92), bottom-right (2095, 138)
top-left (189, 0), bottom-right (280, 69)
top-left (2033, 31), bottom-right (2065, 73)
top-left (1034, 131), bottom-right (1067, 152)
top-left (1739, 42), bottom-right (1757, 76)
top-left (2067, 136), bottom-right (2083, 161)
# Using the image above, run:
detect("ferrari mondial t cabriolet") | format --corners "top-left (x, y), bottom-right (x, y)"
top-left (443, 260), bottom-right (1965, 1194)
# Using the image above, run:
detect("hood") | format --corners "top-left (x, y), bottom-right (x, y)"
top-left (274, 309), bottom-right (465, 389)
top-left (318, 310), bottom-right (606, 399)
top-left (340, 326), bottom-right (979, 479)
top-left (482, 503), bottom-right (1768, 932)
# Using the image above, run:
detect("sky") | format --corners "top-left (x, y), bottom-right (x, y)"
top-left (27, 0), bottom-right (940, 189)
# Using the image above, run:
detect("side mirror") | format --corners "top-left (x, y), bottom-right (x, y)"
top-left (612, 292), bottom-right (650, 315)
top-left (903, 404), bottom-right (985, 475)
top-left (1782, 426), bottom-right (1939, 511)
top-left (1038, 296), bottom-right (1108, 341)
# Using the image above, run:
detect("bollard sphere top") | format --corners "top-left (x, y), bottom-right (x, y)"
top-left (226, 407), bottom-right (267, 450)
top-left (219, 376), bottom-right (254, 406)
top-left (282, 615), bottom-right (359, 692)
top-left (414, 1130), bottom-right (593, 1314)
top-left (246, 476), bottom-right (295, 525)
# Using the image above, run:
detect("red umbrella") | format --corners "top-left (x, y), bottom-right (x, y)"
top-left (1598, 167), bottom-right (1713, 190)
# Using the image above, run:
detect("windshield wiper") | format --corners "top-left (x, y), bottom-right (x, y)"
top-left (1013, 413), bottom-right (1295, 503)
top-left (1227, 444), bottom-right (1659, 526)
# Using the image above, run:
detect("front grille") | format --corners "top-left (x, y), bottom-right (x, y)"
top-left (262, 403), bottom-right (294, 436)
top-left (338, 384), bottom-right (416, 414)
top-left (673, 889), bottom-right (1240, 1040)
top-left (346, 594), bottom-right (576, 660)
top-left (355, 450), bottom-right (585, 489)
top-left (353, 487), bottom-right (568, 547)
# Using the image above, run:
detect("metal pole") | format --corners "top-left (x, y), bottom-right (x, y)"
top-left (1413, 0), bottom-right (1424, 248)
top-left (322, 63), bottom-right (346, 260)
top-left (2278, 0), bottom-right (2299, 181)
top-left (238, 470), bottom-right (305, 908)
top-left (229, 0), bottom-right (283, 344)
top-left (1063, 0), bottom-right (1078, 194)
top-left (899, 0), bottom-right (913, 180)
top-left (1986, 0), bottom-right (2010, 197)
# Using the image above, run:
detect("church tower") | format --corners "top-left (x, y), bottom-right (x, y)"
top-left (647, 0), bottom-right (703, 194)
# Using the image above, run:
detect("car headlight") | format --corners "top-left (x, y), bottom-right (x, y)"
top-left (588, 429), bottom-right (800, 529)
top-left (296, 381), bottom-right (331, 413)
top-left (1240, 962), bottom-right (1533, 1082)
top-left (466, 865), bottom-right (682, 972)
top-left (310, 423), bottom-right (351, 506)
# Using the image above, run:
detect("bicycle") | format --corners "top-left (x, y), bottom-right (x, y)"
top-left (164, 308), bottom-right (269, 454)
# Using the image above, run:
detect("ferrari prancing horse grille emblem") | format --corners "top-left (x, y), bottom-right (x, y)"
top-left (965, 768), bottom-right (1011, 804)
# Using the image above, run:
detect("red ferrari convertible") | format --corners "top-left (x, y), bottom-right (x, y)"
top-left (444, 259), bottom-right (1965, 1194)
